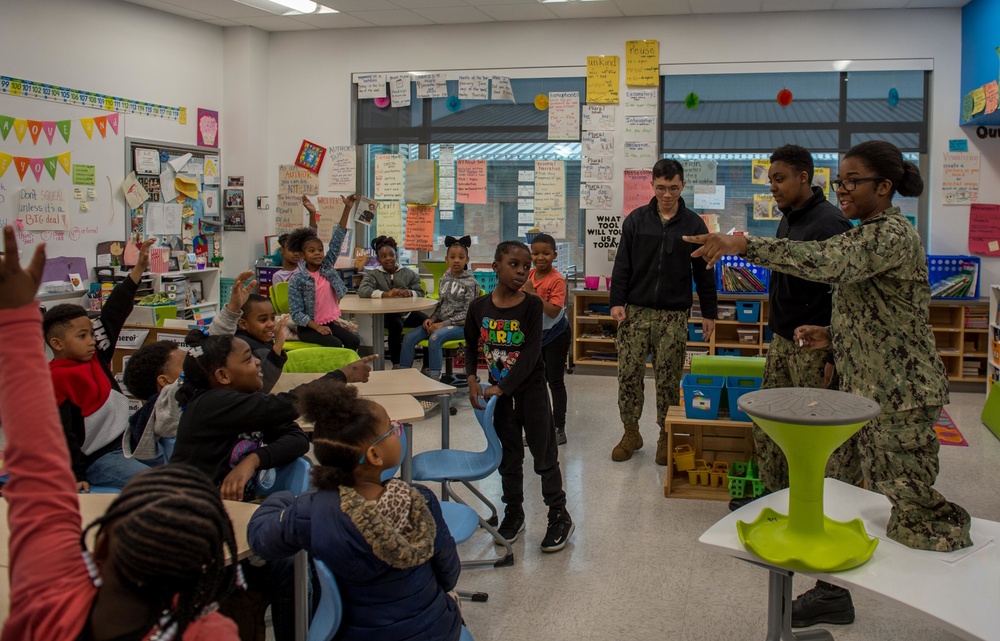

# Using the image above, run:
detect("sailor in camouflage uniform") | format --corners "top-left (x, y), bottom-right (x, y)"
top-left (685, 141), bottom-right (966, 628)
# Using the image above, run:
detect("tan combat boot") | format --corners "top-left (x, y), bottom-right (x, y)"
top-left (611, 423), bottom-right (643, 462)
top-left (655, 426), bottom-right (670, 465)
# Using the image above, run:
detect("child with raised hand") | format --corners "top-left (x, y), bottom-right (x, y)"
top-left (0, 226), bottom-right (241, 641)
top-left (273, 195), bottom-right (320, 284)
top-left (523, 233), bottom-right (570, 445)
top-left (399, 235), bottom-right (478, 382)
top-left (248, 380), bottom-right (463, 641)
top-left (286, 194), bottom-right (362, 350)
top-left (44, 236), bottom-right (156, 491)
top-left (358, 235), bottom-right (428, 367)
top-left (465, 240), bottom-right (575, 553)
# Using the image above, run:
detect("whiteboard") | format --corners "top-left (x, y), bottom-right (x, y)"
top-left (0, 94), bottom-right (126, 286)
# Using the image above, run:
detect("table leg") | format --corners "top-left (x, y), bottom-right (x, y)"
top-left (764, 567), bottom-right (834, 641)
top-left (294, 549), bottom-right (309, 641)
top-left (401, 422), bottom-right (413, 483)
top-left (371, 314), bottom-right (386, 371)
top-left (440, 393), bottom-right (451, 501)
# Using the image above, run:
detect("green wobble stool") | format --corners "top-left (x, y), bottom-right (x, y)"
top-left (736, 388), bottom-right (881, 573)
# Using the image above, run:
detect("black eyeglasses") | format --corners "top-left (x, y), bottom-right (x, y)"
top-left (831, 177), bottom-right (885, 192)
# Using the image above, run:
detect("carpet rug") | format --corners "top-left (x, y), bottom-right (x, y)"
top-left (934, 409), bottom-right (968, 447)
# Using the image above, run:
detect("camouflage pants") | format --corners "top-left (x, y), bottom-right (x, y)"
top-left (756, 334), bottom-right (861, 492)
top-left (859, 405), bottom-right (941, 490)
top-left (617, 305), bottom-right (687, 428)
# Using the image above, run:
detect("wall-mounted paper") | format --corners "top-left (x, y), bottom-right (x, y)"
top-left (518, 170), bottom-right (534, 182)
top-left (518, 198), bottom-right (534, 210)
top-left (168, 153), bottom-right (192, 173)
top-left (969, 204), bottom-right (1000, 256)
top-left (415, 73), bottom-right (448, 99)
top-left (625, 40), bottom-right (659, 87)
top-left (389, 74), bottom-right (411, 108)
top-left (134, 148), bottom-right (160, 175)
top-left (693, 185), bottom-right (725, 210)
top-left (751, 159), bottom-right (771, 184)
top-left (583, 158), bottom-right (614, 183)
top-left (548, 92), bottom-right (580, 141)
top-left (374, 154), bottom-right (404, 200)
top-left (986, 80), bottom-right (999, 115)
top-left (204, 155), bottom-right (220, 185)
top-left (405, 159), bottom-right (437, 205)
top-left (456, 159), bottom-right (487, 204)
top-left (458, 75), bottom-right (489, 100)
top-left (440, 210), bottom-right (453, 220)
top-left (680, 160), bottom-right (717, 186)
top-left (275, 193), bottom-right (303, 237)
top-left (534, 160), bottom-right (565, 238)
top-left (812, 168), bottom-right (830, 195)
top-left (518, 211), bottom-right (534, 224)
top-left (942, 152), bottom-right (980, 205)
top-left (356, 73), bottom-right (386, 99)
top-left (583, 132), bottom-right (614, 158)
top-left (72, 164), bottom-right (96, 186)
top-left (623, 115), bottom-right (656, 141)
top-left (145, 202), bottom-right (182, 236)
top-left (403, 205), bottom-right (435, 251)
top-left (159, 167), bottom-right (178, 202)
top-left (203, 188), bottom-right (219, 217)
top-left (622, 169), bottom-right (653, 216)
top-left (623, 141), bottom-right (655, 168)
top-left (517, 184), bottom-right (535, 197)
top-left (378, 200), bottom-right (403, 239)
top-left (491, 76), bottom-right (514, 102)
top-left (586, 56), bottom-right (619, 104)
top-left (328, 146), bottom-right (356, 193)
top-left (622, 88), bottom-right (657, 116)
top-left (122, 172), bottom-right (150, 209)
top-left (439, 176), bottom-right (455, 192)
top-left (19, 187), bottom-right (68, 230)
top-left (279, 164), bottom-right (319, 196)
top-left (581, 183), bottom-right (613, 209)
top-left (753, 193), bottom-right (778, 220)
top-left (582, 104), bottom-right (616, 131)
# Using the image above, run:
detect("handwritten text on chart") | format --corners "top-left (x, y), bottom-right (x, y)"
top-left (19, 188), bottom-right (68, 230)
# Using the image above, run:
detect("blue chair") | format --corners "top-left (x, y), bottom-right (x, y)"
top-left (254, 457), bottom-right (312, 497)
top-left (411, 396), bottom-right (513, 568)
top-left (87, 486), bottom-right (120, 494)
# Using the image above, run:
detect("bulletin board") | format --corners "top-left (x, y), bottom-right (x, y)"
top-left (125, 137), bottom-right (223, 264)
top-left (0, 94), bottom-right (127, 283)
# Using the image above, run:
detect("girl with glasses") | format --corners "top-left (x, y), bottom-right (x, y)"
top-left (248, 380), bottom-right (463, 641)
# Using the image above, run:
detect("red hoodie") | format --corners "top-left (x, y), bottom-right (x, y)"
top-left (0, 303), bottom-right (238, 641)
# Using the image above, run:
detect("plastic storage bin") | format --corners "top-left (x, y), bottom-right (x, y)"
top-left (726, 376), bottom-right (762, 422)
top-left (736, 301), bottom-right (761, 323)
top-left (682, 374), bottom-right (725, 420)
top-left (716, 256), bottom-right (770, 293)
top-left (673, 444), bottom-right (695, 472)
top-left (717, 303), bottom-right (737, 320)
top-left (472, 270), bottom-right (498, 294)
top-left (728, 460), bottom-right (765, 499)
top-left (716, 347), bottom-right (740, 356)
top-left (737, 328), bottom-right (760, 344)
top-left (688, 323), bottom-right (705, 342)
top-left (687, 459), bottom-right (711, 486)
top-left (927, 255), bottom-right (980, 300)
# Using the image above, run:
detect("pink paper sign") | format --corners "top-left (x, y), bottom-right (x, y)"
top-left (622, 169), bottom-right (653, 216)
top-left (456, 159), bottom-right (487, 205)
top-left (969, 203), bottom-right (1000, 256)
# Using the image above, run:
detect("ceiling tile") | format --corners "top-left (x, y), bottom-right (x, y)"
top-left (545, 2), bottom-right (625, 19)
top-left (152, 0), bottom-right (276, 18)
top-left (346, 9), bottom-right (434, 25)
top-left (612, 0), bottom-right (691, 16)
top-left (290, 12), bottom-right (379, 27)
top-left (464, 0), bottom-right (538, 6)
top-left (237, 15), bottom-right (319, 29)
top-left (410, 6), bottom-right (495, 23)
top-left (388, 0), bottom-right (473, 7)
top-left (323, 0), bottom-right (403, 9)
top-left (476, 3), bottom-right (559, 20)
top-left (122, 0), bottom-right (219, 20)
top-left (687, 0), bottom-right (761, 12)
top-left (762, 0), bottom-right (835, 10)
top-left (904, 0), bottom-right (967, 6)
top-left (203, 17), bottom-right (247, 25)
top-left (832, 0), bottom-right (907, 7)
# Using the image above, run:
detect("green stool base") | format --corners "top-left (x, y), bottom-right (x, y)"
top-left (738, 507), bottom-right (878, 573)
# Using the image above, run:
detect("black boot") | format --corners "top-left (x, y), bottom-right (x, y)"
top-left (791, 580), bottom-right (855, 628)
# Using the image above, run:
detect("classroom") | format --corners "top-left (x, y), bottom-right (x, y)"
top-left (2, 0), bottom-right (1000, 640)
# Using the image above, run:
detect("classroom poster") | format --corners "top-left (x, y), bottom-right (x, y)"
top-left (622, 169), bottom-right (653, 217)
top-left (582, 132), bottom-right (613, 158)
top-left (456, 159), bottom-right (487, 204)
top-left (812, 167), bottom-right (830, 196)
top-left (316, 196), bottom-right (344, 244)
top-left (415, 74), bottom-right (447, 99)
top-left (753, 193), bottom-right (778, 220)
top-left (624, 115), bottom-right (657, 141)
top-left (278, 164), bottom-right (319, 196)
top-left (986, 81), bottom-right (999, 115)
top-left (693, 185), bottom-right (725, 210)
top-left (389, 75), bottom-right (411, 108)
top-left (203, 155), bottom-right (220, 185)
top-left (404, 159), bottom-right (437, 205)
top-left (622, 88), bottom-right (657, 116)
top-left (547, 92), bottom-right (580, 141)
top-left (327, 145), bottom-right (356, 193)
top-left (403, 205), bottom-right (435, 251)
top-left (582, 105), bottom-right (616, 131)
top-left (458, 75), bottom-right (489, 100)
top-left (623, 141), bottom-right (655, 168)
top-left (942, 152), bottom-right (980, 205)
top-left (681, 160), bottom-right (717, 186)
top-left (580, 183), bottom-right (612, 209)
top-left (274, 193), bottom-right (300, 236)
top-left (968, 204), bottom-right (1000, 256)
top-left (586, 56), bottom-right (619, 104)
top-left (19, 187), bottom-right (68, 230)
top-left (751, 159), bottom-right (771, 184)
top-left (356, 73), bottom-right (387, 99)
top-left (582, 157), bottom-right (613, 183)
top-left (373, 154), bottom-right (404, 200)
top-left (534, 160), bottom-right (565, 238)
top-left (625, 40), bottom-right (659, 87)
top-left (491, 76), bottom-right (514, 102)
top-left (378, 200), bottom-right (403, 239)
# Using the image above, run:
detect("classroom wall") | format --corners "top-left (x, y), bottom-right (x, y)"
top-left (263, 8), bottom-right (999, 286)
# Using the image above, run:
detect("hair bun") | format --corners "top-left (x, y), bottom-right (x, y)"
top-left (897, 161), bottom-right (924, 198)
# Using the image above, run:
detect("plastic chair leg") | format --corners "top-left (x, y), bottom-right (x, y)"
top-left (445, 485), bottom-right (514, 569)
top-left (457, 590), bottom-right (489, 602)
top-left (457, 481), bottom-right (499, 526)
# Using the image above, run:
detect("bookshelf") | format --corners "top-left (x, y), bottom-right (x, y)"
top-left (987, 285), bottom-right (1000, 393)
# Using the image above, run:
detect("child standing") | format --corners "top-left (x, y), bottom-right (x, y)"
top-left (358, 235), bottom-right (428, 367)
top-left (400, 236), bottom-right (478, 382)
top-left (273, 195), bottom-right (319, 284)
top-left (286, 194), bottom-right (362, 350)
top-left (44, 237), bottom-right (155, 491)
top-left (465, 240), bottom-right (575, 553)
top-left (523, 233), bottom-right (570, 445)
top-left (248, 381), bottom-right (462, 641)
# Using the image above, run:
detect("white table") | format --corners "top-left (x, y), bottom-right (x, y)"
top-left (338, 294), bottom-right (437, 370)
top-left (699, 479), bottom-right (1000, 641)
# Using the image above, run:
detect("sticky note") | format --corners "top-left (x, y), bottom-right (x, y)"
top-left (990, 241), bottom-right (999, 252)
top-left (87, 187), bottom-right (96, 199)
top-left (949, 139), bottom-right (968, 152)
top-left (80, 201), bottom-right (89, 213)
top-left (73, 187), bottom-right (83, 199)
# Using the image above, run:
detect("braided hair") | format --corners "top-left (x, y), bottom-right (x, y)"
top-left (494, 240), bottom-right (530, 261)
top-left (81, 464), bottom-right (243, 639)
top-left (371, 235), bottom-right (398, 254)
top-left (296, 380), bottom-right (381, 490)
top-left (175, 329), bottom-right (235, 408)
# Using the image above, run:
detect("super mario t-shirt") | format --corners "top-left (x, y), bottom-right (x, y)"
top-left (464, 293), bottom-right (545, 395)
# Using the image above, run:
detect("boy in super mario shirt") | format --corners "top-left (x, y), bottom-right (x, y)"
top-left (44, 238), bottom-right (155, 491)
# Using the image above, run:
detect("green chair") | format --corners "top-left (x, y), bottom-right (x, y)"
top-left (269, 281), bottom-right (313, 351)
top-left (417, 268), bottom-right (466, 386)
top-left (735, 387), bottom-right (880, 573)
top-left (422, 261), bottom-right (449, 299)
top-left (283, 347), bottom-right (360, 374)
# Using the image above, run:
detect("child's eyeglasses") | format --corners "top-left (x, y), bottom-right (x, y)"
top-left (358, 420), bottom-right (403, 464)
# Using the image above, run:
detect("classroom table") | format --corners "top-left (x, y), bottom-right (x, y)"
top-left (295, 394), bottom-right (424, 431)
top-left (698, 479), bottom-right (1000, 641)
top-left (338, 294), bottom-right (437, 371)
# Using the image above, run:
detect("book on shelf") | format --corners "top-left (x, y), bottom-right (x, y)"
top-left (930, 260), bottom-right (978, 298)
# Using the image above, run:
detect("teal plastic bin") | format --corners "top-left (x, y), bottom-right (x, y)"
top-left (726, 376), bottom-right (762, 422)
top-left (682, 374), bottom-right (724, 420)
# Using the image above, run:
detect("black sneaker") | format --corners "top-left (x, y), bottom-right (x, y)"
top-left (494, 512), bottom-right (525, 545)
top-left (791, 581), bottom-right (855, 628)
top-left (555, 428), bottom-right (567, 445)
top-left (728, 488), bottom-right (772, 512)
top-left (540, 513), bottom-right (575, 553)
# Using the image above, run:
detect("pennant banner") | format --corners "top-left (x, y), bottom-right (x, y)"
top-left (13, 157), bottom-right (29, 180)
top-left (57, 120), bottom-right (70, 143)
top-left (57, 151), bottom-right (71, 174)
top-left (94, 115), bottom-right (107, 138)
top-left (0, 116), bottom-right (11, 140)
top-left (0, 75), bottom-right (182, 121)
top-left (44, 156), bottom-right (58, 180)
top-left (107, 112), bottom-right (119, 134)
top-left (0, 152), bottom-right (72, 182)
top-left (29, 158), bottom-right (44, 182)
top-left (0, 152), bottom-right (11, 178)
top-left (42, 120), bottom-right (56, 144)
top-left (13, 119), bottom-right (26, 143)
top-left (0, 112), bottom-right (120, 144)
top-left (80, 118), bottom-right (94, 139)
top-left (27, 120), bottom-right (41, 145)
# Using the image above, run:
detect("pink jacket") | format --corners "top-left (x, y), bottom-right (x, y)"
top-left (0, 303), bottom-right (238, 641)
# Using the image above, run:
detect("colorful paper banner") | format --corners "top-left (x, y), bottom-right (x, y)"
top-left (80, 118), bottom-right (94, 140)
top-left (2, 152), bottom-right (71, 182)
top-left (0, 75), bottom-right (183, 122)
top-left (27, 120), bottom-right (41, 144)
top-left (0, 153), bottom-right (11, 178)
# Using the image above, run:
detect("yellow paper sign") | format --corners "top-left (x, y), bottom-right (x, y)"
top-left (586, 55), bottom-right (620, 104)
top-left (972, 87), bottom-right (986, 115)
top-left (751, 159), bottom-right (771, 184)
top-left (179, 107), bottom-right (187, 125)
top-left (626, 40), bottom-right (659, 87)
top-left (753, 193), bottom-right (778, 220)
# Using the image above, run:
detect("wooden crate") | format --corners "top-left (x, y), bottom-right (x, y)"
top-left (663, 406), bottom-right (754, 500)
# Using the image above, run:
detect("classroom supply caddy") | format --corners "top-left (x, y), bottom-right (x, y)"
top-left (716, 256), bottom-right (769, 294)
top-left (927, 255), bottom-right (980, 300)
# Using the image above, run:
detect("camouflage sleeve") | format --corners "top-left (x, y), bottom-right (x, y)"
top-left (744, 222), bottom-right (910, 285)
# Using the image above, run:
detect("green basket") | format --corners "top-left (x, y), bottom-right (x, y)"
top-left (727, 460), bottom-right (765, 499)
top-left (220, 278), bottom-right (236, 305)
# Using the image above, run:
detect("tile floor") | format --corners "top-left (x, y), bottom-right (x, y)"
top-left (414, 376), bottom-right (1000, 641)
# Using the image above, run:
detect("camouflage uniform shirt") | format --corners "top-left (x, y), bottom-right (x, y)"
top-left (745, 207), bottom-right (949, 413)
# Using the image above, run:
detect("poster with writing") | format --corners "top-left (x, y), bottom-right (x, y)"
top-left (547, 91), bottom-right (580, 141)
top-left (405, 159), bottom-right (437, 205)
top-left (583, 157), bottom-right (613, 183)
top-left (753, 193), bottom-right (778, 220)
top-left (204, 155), bottom-right (220, 185)
top-left (316, 196), bottom-right (344, 242)
top-left (751, 159), bottom-right (771, 185)
top-left (969, 204), bottom-right (1000, 256)
top-left (942, 152), bottom-right (980, 205)
top-left (624, 115), bottom-right (656, 141)
top-left (19, 187), bottom-right (68, 230)
top-left (458, 75), bottom-right (489, 100)
top-left (328, 146), bottom-right (356, 193)
top-left (274, 193), bottom-right (302, 236)
top-left (622, 88), bottom-right (657, 116)
top-left (278, 164), bottom-right (319, 196)
top-left (374, 154), bottom-right (404, 200)
top-left (534, 160), bottom-right (566, 238)
top-left (378, 200), bottom-right (403, 239)
top-left (415, 73), bottom-right (448, 99)
top-left (582, 132), bottom-right (614, 158)
top-left (582, 104), bottom-right (616, 131)
top-left (585, 210), bottom-right (621, 276)
top-left (356, 73), bottom-right (386, 99)
top-left (986, 80), bottom-right (999, 115)
top-left (693, 185), bottom-right (725, 210)
top-left (625, 40), bottom-right (659, 87)
top-left (389, 74), bottom-right (411, 108)
top-left (623, 141), bottom-right (655, 168)
top-left (622, 169), bottom-right (653, 216)
top-left (491, 76), bottom-right (514, 102)
top-left (586, 56), bottom-right (619, 104)
top-left (456, 159), bottom-right (487, 204)
top-left (403, 205), bottom-right (435, 251)
top-left (812, 167), bottom-right (830, 195)
top-left (972, 86), bottom-right (986, 116)
top-left (681, 160), bottom-right (717, 186)
top-left (580, 183), bottom-right (613, 209)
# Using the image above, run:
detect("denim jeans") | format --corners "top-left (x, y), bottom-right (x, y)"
top-left (85, 447), bottom-right (151, 489)
top-left (399, 324), bottom-right (465, 377)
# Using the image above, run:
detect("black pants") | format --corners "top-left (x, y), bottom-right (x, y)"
top-left (494, 376), bottom-right (566, 516)
top-left (224, 555), bottom-right (297, 641)
top-left (541, 325), bottom-right (570, 431)
top-left (384, 311), bottom-right (428, 365)
top-left (297, 321), bottom-right (362, 351)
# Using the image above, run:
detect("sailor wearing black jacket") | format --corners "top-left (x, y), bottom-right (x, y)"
top-left (609, 159), bottom-right (718, 464)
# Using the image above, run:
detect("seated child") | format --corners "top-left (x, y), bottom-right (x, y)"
top-left (399, 236), bottom-right (478, 382)
top-left (523, 233), bottom-right (570, 445)
top-left (272, 195), bottom-right (319, 284)
top-left (44, 238), bottom-right (155, 491)
top-left (357, 235), bottom-right (428, 367)
top-left (0, 225), bottom-right (240, 641)
top-left (286, 194), bottom-right (362, 351)
top-left (247, 381), bottom-right (462, 641)
top-left (466, 241), bottom-right (575, 553)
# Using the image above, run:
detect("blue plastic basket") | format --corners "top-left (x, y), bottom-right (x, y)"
top-left (927, 255), bottom-right (980, 300)
top-left (220, 278), bottom-right (236, 306)
top-left (472, 270), bottom-right (498, 294)
top-left (726, 376), bottom-right (762, 422)
top-left (715, 256), bottom-right (769, 294)
top-left (682, 374), bottom-right (724, 420)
